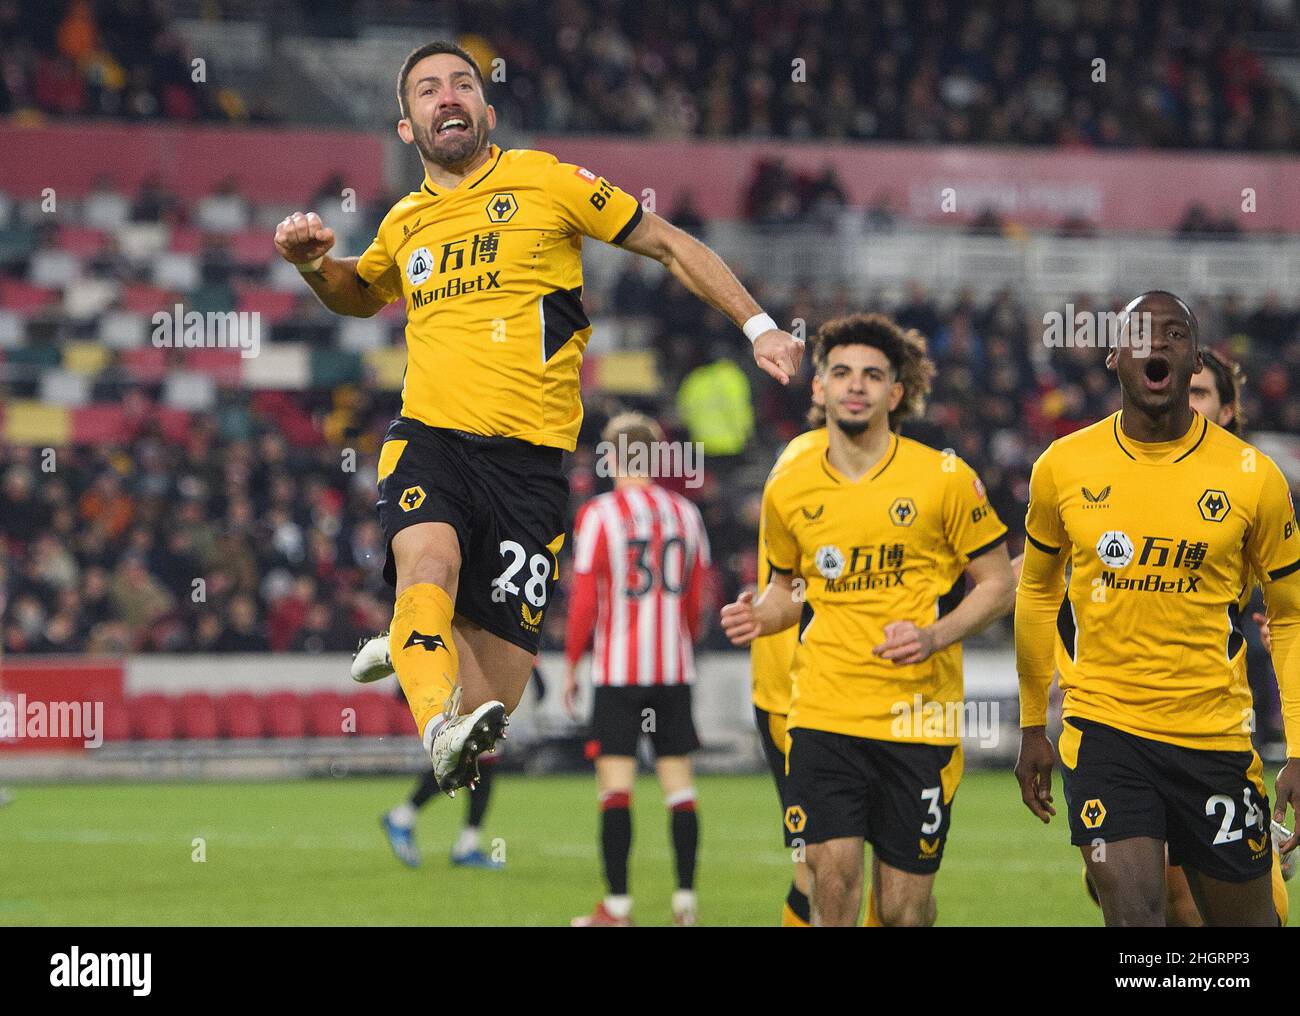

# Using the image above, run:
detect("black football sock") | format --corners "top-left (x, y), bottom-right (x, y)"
top-left (786, 883), bottom-right (811, 924)
top-left (669, 795), bottom-right (699, 890)
top-left (466, 759), bottom-right (495, 827)
top-left (600, 790), bottom-right (632, 896)
top-left (410, 769), bottom-right (441, 810)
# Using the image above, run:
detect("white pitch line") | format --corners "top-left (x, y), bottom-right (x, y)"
top-left (2, 827), bottom-right (381, 851)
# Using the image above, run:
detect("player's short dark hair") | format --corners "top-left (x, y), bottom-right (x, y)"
top-left (810, 312), bottom-right (934, 428)
top-left (1198, 348), bottom-right (1246, 435)
top-left (397, 41), bottom-right (484, 119)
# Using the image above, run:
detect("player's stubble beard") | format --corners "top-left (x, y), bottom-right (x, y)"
top-left (829, 405), bottom-right (874, 438)
top-left (411, 110), bottom-right (490, 173)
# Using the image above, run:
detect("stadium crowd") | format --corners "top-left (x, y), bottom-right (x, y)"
top-left (3, 0), bottom-right (1298, 151)
top-left (1, 2), bottom-right (1298, 674)
top-left (0, 0), bottom-right (261, 121)
top-left (3, 266), bottom-right (1297, 660)
top-left (478, 0), bottom-right (1300, 150)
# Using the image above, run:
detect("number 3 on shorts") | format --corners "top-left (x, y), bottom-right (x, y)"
top-left (921, 785), bottom-right (943, 835)
top-left (492, 539), bottom-right (552, 607)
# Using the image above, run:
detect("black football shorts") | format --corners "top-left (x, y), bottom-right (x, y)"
top-left (755, 706), bottom-right (799, 847)
top-left (589, 684), bottom-right (701, 759)
top-left (1059, 716), bottom-right (1273, 882)
top-left (376, 416), bottom-right (568, 654)
top-left (785, 727), bottom-right (963, 874)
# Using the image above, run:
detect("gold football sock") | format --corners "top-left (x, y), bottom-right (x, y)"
top-left (390, 583), bottom-right (460, 739)
top-left (864, 883), bottom-right (883, 926)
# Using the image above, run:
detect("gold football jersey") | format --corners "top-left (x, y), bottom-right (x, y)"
top-left (764, 434), bottom-right (1008, 742)
top-left (1019, 411), bottom-right (1300, 750)
top-left (356, 146), bottom-right (643, 451)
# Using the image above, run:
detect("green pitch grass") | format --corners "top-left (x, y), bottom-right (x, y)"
top-left (0, 771), bottom-right (1293, 926)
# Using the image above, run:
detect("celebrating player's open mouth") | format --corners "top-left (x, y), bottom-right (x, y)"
top-left (435, 110), bottom-right (470, 136)
top-left (414, 106), bottom-right (484, 168)
top-left (1142, 355), bottom-right (1171, 393)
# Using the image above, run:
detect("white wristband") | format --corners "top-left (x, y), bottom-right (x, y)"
top-left (742, 312), bottom-right (778, 343)
top-left (295, 256), bottom-right (324, 274)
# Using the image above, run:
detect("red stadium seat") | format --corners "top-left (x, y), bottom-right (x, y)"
top-left (306, 691), bottom-right (347, 737)
top-left (130, 694), bottom-right (176, 740)
top-left (230, 229), bottom-right (274, 268)
top-left (56, 225), bottom-right (110, 257)
top-left (185, 348), bottom-right (243, 384)
top-left (235, 287), bottom-right (296, 325)
top-left (99, 700), bottom-right (132, 742)
top-left (264, 692), bottom-right (306, 739)
top-left (387, 694), bottom-right (414, 736)
top-left (169, 226), bottom-right (204, 254)
top-left (216, 692), bottom-right (263, 739)
top-left (176, 692), bottom-right (218, 740)
top-left (350, 692), bottom-right (390, 737)
top-left (0, 278), bottom-right (58, 313)
top-left (119, 348), bottom-right (168, 382)
top-left (122, 283), bottom-right (175, 315)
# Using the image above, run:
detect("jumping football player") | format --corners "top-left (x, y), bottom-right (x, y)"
top-left (563, 413), bottom-right (711, 927)
top-left (722, 314), bottom-right (1015, 926)
top-left (275, 41), bottom-right (801, 795)
top-left (1015, 291), bottom-right (1300, 927)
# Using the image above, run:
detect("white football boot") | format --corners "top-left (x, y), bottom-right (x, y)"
top-left (351, 632), bottom-right (394, 683)
top-left (428, 686), bottom-right (508, 796)
top-left (671, 889), bottom-right (698, 927)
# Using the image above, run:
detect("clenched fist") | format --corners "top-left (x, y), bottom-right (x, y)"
top-left (872, 620), bottom-right (937, 665)
top-left (720, 590), bottom-right (761, 647)
top-left (274, 211), bottom-right (336, 266)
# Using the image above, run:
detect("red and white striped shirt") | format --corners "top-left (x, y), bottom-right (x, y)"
top-left (565, 483), bottom-right (711, 687)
